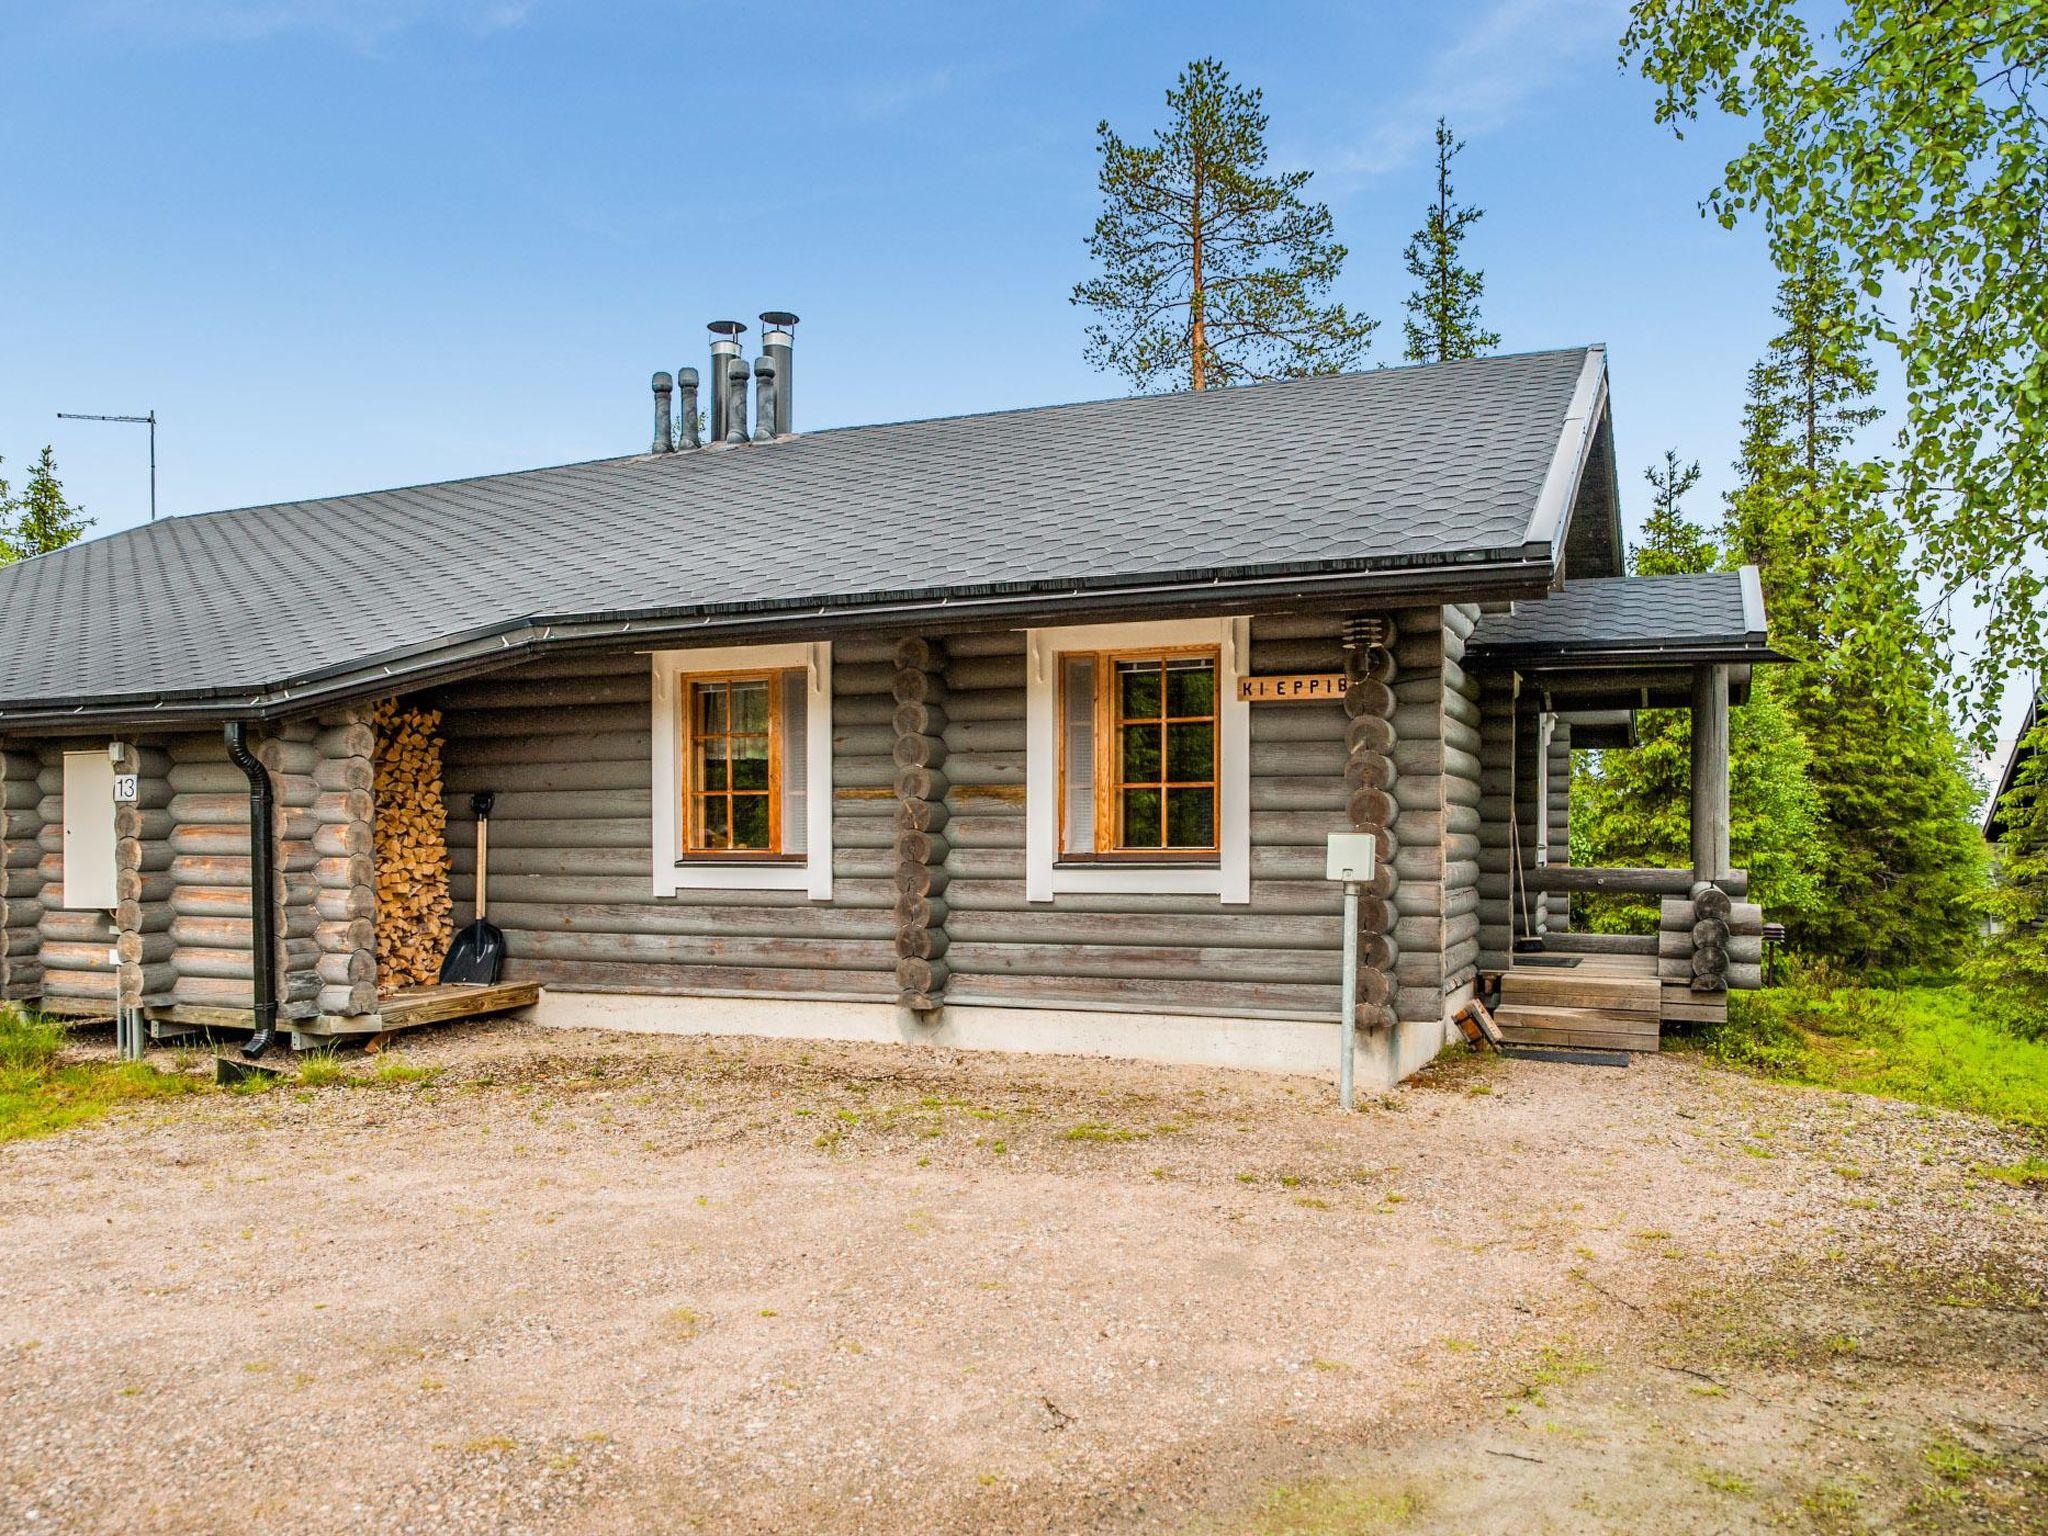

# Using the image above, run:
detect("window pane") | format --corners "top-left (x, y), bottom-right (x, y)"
top-left (731, 734), bottom-right (770, 791)
top-left (1117, 661), bottom-right (1161, 720)
top-left (732, 679), bottom-right (770, 733)
top-left (697, 740), bottom-right (729, 791)
top-left (1165, 787), bottom-right (1215, 848)
top-left (1165, 720), bottom-right (1214, 781)
top-left (1120, 787), bottom-right (1163, 848)
top-left (731, 793), bottom-right (772, 849)
top-left (695, 683), bottom-right (727, 734)
top-left (1165, 659), bottom-right (1215, 717)
top-left (1119, 722), bottom-right (1161, 784)
top-left (699, 795), bottom-right (729, 847)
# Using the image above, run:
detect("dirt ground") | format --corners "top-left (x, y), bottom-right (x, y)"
top-left (0, 1023), bottom-right (2042, 1535)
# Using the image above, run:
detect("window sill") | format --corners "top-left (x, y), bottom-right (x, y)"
top-left (655, 860), bottom-right (820, 897)
top-left (1046, 861), bottom-right (1231, 899)
top-left (1055, 856), bottom-right (1221, 870)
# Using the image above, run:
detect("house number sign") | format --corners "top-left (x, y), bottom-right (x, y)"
top-left (112, 774), bottom-right (139, 804)
top-left (1237, 673), bottom-right (1345, 703)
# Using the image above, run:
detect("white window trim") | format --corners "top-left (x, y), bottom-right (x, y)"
top-left (651, 640), bottom-right (832, 899)
top-left (1025, 615), bottom-right (1251, 905)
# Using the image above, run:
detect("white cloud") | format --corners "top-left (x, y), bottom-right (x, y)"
top-left (1337, 0), bottom-right (1628, 177)
top-left (80, 0), bottom-right (539, 51)
top-left (847, 67), bottom-right (956, 121)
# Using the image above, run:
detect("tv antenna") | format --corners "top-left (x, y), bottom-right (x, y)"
top-left (56, 409), bottom-right (157, 521)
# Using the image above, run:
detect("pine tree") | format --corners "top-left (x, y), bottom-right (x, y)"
top-left (1570, 451), bottom-right (1822, 931)
top-left (1073, 58), bottom-right (1377, 391)
top-left (1401, 118), bottom-right (1499, 364)
top-left (0, 447), bottom-right (91, 563)
top-left (1724, 244), bottom-right (1983, 969)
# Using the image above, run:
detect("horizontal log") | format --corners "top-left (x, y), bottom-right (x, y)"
top-left (1531, 866), bottom-right (1734, 897)
top-left (317, 981), bottom-right (380, 1018)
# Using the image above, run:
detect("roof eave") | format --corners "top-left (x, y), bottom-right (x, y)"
top-left (0, 549), bottom-right (1561, 732)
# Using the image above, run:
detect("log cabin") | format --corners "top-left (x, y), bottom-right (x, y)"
top-left (0, 321), bottom-right (1777, 1083)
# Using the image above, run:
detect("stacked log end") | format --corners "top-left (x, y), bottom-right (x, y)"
top-left (891, 638), bottom-right (949, 1011)
top-left (1342, 625), bottom-right (1398, 1032)
top-left (1658, 882), bottom-right (1764, 993)
top-left (0, 746), bottom-right (45, 1002)
top-left (312, 710), bottom-right (379, 1017)
top-left (113, 742), bottom-right (175, 1010)
top-left (258, 723), bottom-right (325, 1020)
top-left (371, 699), bottom-right (453, 993)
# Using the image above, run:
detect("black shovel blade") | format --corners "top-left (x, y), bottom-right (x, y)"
top-left (439, 919), bottom-right (507, 986)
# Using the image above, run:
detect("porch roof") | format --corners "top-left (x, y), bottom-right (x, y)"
top-left (1465, 568), bottom-right (1773, 669)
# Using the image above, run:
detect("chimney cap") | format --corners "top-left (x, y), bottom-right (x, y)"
top-left (678, 366), bottom-right (699, 385)
top-left (651, 370), bottom-right (673, 391)
top-left (759, 310), bottom-right (800, 331)
top-left (753, 355), bottom-right (777, 376)
top-left (708, 319), bottom-right (748, 339)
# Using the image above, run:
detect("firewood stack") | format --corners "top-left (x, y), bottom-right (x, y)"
top-left (892, 637), bottom-right (949, 1011)
top-left (1342, 621), bottom-right (1400, 1032)
top-left (371, 699), bottom-right (453, 992)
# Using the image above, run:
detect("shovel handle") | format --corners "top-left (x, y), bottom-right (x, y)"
top-left (471, 791), bottom-right (494, 921)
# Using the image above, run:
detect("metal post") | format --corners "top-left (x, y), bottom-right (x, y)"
top-left (1339, 879), bottom-right (1359, 1112)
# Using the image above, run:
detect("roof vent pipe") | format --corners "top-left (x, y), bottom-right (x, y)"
top-left (677, 367), bottom-right (701, 449)
top-left (707, 320), bottom-right (746, 445)
top-left (759, 311), bottom-right (798, 436)
top-left (752, 356), bottom-right (778, 441)
top-left (723, 356), bottom-right (751, 444)
top-left (650, 371), bottom-right (674, 454)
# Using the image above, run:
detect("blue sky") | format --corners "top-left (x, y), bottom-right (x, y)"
top-left (5, 0), bottom-right (2011, 747)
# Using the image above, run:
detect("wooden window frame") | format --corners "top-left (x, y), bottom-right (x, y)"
top-left (1058, 644), bottom-right (1222, 865)
top-left (676, 668), bottom-right (802, 864)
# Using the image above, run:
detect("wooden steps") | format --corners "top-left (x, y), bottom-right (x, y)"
top-left (1494, 956), bottom-right (1662, 1052)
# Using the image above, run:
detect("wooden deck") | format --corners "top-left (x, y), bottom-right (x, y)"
top-left (144, 981), bottom-right (540, 1042)
top-left (1492, 952), bottom-right (1668, 1052)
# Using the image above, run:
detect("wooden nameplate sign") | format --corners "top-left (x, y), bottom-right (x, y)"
top-left (1238, 673), bottom-right (1345, 703)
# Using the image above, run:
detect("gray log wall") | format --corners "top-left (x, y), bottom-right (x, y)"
top-left (1439, 605), bottom-right (1482, 1002)
top-left (1545, 721), bottom-right (1571, 931)
top-left (33, 744), bottom-right (117, 1012)
top-left (940, 615), bottom-right (1357, 1021)
top-left (0, 747), bottom-right (43, 1002)
top-left (1475, 675), bottom-right (1515, 974)
top-left (431, 644), bottom-right (900, 1000)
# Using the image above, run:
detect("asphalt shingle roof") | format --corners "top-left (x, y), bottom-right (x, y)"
top-left (1467, 570), bottom-right (1765, 660)
top-left (0, 347), bottom-right (1607, 718)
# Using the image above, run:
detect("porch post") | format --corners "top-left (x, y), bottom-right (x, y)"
top-left (1689, 663), bottom-right (1730, 881)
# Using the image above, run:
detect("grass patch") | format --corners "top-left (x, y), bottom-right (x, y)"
top-left (1976, 1155), bottom-right (2048, 1188)
top-left (1687, 982), bottom-right (2048, 1130)
top-left (1242, 1476), bottom-right (1425, 1534)
top-left (0, 1005), bottom-right (207, 1143)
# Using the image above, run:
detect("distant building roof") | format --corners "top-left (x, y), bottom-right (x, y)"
top-left (0, 346), bottom-right (1618, 727)
top-left (1985, 689), bottom-right (2045, 841)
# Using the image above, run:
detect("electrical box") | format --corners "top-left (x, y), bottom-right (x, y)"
top-left (1324, 832), bottom-right (1377, 884)
top-left (62, 750), bottom-right (119, 910)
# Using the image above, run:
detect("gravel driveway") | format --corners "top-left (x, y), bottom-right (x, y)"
top-left (0, 1024), bottom-right (2042, 1534)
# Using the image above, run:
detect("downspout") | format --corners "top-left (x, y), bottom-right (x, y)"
top-left (224, 722), bottom-right (279, 1058)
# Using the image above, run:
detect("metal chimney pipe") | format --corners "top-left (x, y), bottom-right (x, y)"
top-left (650, 371), bottom-right (674, 454)
top-left (752, 356), bottom-right (778, 441)
top-left (759, 311), bottom-right (798, 436)
top-left (677, 366), bottom-right (701, 449)
top-left (723, 356), bottom-right (751, 444)
top-left (707, 320), bottom-right (746, 444)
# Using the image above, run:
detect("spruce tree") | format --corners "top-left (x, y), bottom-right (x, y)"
top-left (1073, 58), bottom-right (1377, 391)
top-left (0, 447), bottom-right (91, 563)
top-left (1725, 245), bottom-right (1983, 969)
top-left (1570, 451), bottom-right (1822, 931)
top-left (1401, 118), bottom-right (1499, 365)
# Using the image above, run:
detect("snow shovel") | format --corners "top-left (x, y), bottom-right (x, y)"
top-left (440, 790), bottom-right (506, 986)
